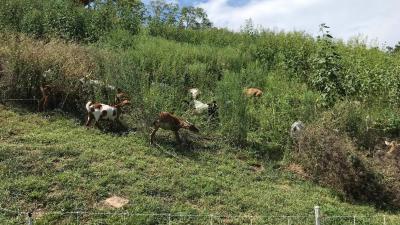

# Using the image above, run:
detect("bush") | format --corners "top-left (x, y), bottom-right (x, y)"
top-left (294, 123), bottom-right (398, 209)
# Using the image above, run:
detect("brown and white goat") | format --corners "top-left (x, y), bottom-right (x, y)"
top-left (85, 100), bottom-right (130, 128)
top-left (150, 112), bottom-right (199, 145)
top-left (244, 88), bottom-right (263, 97)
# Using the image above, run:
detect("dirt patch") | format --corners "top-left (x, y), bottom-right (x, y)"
top-left (102, 196), bottom-right (129, 209)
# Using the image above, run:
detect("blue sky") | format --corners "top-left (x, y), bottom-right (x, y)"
top-left (143, 0), bottom-right (400, 46)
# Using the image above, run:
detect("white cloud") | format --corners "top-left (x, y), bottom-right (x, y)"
top-left (197, 0), bottom-right (400, 46)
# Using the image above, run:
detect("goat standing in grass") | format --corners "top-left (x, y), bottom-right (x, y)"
top-left (38, 85), bottom-right (65, 112)
top-left (188, 88), bottom-right (200, 100)
top-left (38, 84), bottom-right (52, 112)
top-left (185, 88), bottom-right (219, 120)
top-left (85, 100), bottom-right (130, 128)
top-left (115, 88), bottom-right (129, 104)
top-left (150, 112), bottom-right (199, 145)
top-left (183, 99), bottom-right (219, 120)
top-left (290, 121), bottom-right (305, 139)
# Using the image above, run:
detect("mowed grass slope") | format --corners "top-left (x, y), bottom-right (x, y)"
top-left (0, 104), bottom-right (396, 224)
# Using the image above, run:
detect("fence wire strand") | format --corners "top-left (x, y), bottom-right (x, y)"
top-left (2, 206), bottom-right (400, 225)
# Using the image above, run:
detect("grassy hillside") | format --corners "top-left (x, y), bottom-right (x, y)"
top-left (1, 0), bottom-right (400, 224)
top-left (0, 105), bottom-right (399, 225)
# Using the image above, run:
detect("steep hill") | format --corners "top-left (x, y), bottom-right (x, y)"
top-left (0, 105), bottom-right (398, 224)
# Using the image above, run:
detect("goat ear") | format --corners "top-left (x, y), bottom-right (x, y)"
top-left (385, 141), bottom-right (391, 146)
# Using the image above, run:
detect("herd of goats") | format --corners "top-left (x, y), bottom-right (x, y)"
top-left (33, 78), bottom-right (400, 155)
top-left (36, 79), bottom-right (304, 145)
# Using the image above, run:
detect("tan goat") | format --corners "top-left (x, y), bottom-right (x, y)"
top-left (384, 141), bottom-right (400, 157)
top-left (244, 88), bottom-right (263, 97)
top-left (150, 112), bottom-right (199, 145)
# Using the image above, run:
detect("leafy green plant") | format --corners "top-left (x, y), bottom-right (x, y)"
top-left (310, 23), bottom-right (344, 106)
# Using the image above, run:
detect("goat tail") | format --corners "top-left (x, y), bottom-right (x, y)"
top-left (85, 101), bottom-right (93, 112)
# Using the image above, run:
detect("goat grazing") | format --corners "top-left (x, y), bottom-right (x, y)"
top-left (115, 88), bottom-right (130, 104)
top-left (193, 100), bottom-right (209, 114)
top-left (85, 100), bottom-right (130, 128)
top-left (290, 121), bottom-right (305, 139)
top-left (245, 88), bottom-right (263, 97)
top-left (184, 99), bottom-right (219, 120)
top-left (38, 84), bottom-right (52, 112)
top-left (38, 85), bottom-right (61, 112)
top-left (384, 140), bottom-right (400, 157)
top-left (79, 78), bottom-right (116, 91)
top-left (150, 112), bottom-right (199, 145)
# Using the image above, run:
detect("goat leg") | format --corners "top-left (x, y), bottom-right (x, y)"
top-left (85, 114), bottom-right (93, 128)
top-left (42, 96), bottom-right (49, 112)
top-left (150, 126), bottom-right (159, 145)
top-left (38, 98), bottom-right (44, 112)
top-left (174, 130), bottom-right (182, 144)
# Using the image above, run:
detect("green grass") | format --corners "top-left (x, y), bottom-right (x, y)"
top-left (0, 104), bottom-right (398, 224)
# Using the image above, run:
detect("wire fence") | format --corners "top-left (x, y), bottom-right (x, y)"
top-left (1, 206), bottom-right (400, 225)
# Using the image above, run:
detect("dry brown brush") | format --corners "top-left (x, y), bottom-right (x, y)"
top-left (0, 33), bottom-right (114, 114)
top-left (294, 122), bottom-right (400, 209)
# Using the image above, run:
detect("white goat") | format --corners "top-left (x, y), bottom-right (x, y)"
top-left (188, 88), bottom-right (200, 100)
top-left (79, 78), bottom-right (116, 90)
top-left (193, 100), bottom-right (209, 114)
top-left (290, 121), bottom-right (305, 139)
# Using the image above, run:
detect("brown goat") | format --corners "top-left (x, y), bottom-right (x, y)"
top-left (384, 141), bottom-right (400, 157)
top-left (150, 112), bottom-right (199, 145)
top-left (245, 88), bottom-right (263, 97)
top-left (38, 84), bottom-right (52, 112)
top-left (115, 88), bottom-right (130, 105)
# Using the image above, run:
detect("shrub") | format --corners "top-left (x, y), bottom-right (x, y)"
top-left (294, 123), bottom-right (398, 209)
top-left (309, 24), bottom-right (345, 106)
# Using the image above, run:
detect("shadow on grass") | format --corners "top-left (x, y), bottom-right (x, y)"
top-left (246, 141), bottom-right (285, 162)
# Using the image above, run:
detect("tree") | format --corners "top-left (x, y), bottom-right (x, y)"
top-left (311, 23), bottom-right (345, 106)
top-left (179, 6), bottom-right (212, 29)
top-left (116, 0), bottom-right (145, 34)
top-left (387, 41), bottom-right (400, 54)
top-left (240, 18), bottom-right (258, 36)
top-left (148, 0), bottom-right (179, 25)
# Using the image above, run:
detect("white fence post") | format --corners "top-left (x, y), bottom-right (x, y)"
top-left (314, 206), bottom-right (320, 225)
